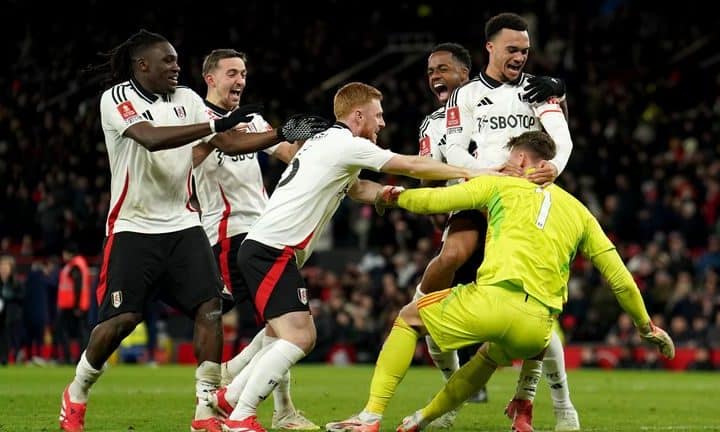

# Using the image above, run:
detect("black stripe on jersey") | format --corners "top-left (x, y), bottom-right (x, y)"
top-left (447, 77), bottom-right (481, 107)
top-left (111, 83), bottom-right (131, 104)
top-left (418, 117), bottom-right (431, 138)
top-left (142, 110), bottom-right (154, 121)
top-left (429, 109), bottom-right (445, 120)
top-left (477, 97), bottom-right (494, 106)
top-left (438, 135), bottom-right (446, 147)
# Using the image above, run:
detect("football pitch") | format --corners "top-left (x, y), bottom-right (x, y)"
top-left (0, 364), bottom-right (717, 431)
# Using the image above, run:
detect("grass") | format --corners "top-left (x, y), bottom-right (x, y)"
top-left (0, 364), bottom-right (718, 431)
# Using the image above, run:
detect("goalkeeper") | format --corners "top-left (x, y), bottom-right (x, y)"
top-left (328, 130), bottom-right (675, 432)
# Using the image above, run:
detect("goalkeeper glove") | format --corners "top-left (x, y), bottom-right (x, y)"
top-left (277, 114), bottom-right (331, 142)
top-left (374, 185), bottom-right (404, 216)
top-left (213, 104), bottom-right (263, 133)
top-left (639, 322), bottom-right (675, 359)
top-left (522, 75), bottom-right (565, 104)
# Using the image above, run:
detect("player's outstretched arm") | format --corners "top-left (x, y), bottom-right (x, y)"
top-left (211, 113), bottom-right (329, 156)
top-left (591, 248), bottom-right (675, 359)
top-left (125, 104), bottom-right (260, 152)
top-left (381, 154), bottom-right (491, 181)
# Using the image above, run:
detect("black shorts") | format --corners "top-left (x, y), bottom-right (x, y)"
top-left (213, 233), bottom-right (250, 312)
top-left (96, 226), bottom-right (223, 323)
top-left (446, 210), bottom-right (488, 285)
top-left (236, 239), bottom-right (309, 322)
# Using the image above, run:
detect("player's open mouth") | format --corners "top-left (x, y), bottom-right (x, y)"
top-left (168, 76), bottom-right (178, 84)
top-left (230, 90), bottom-right (242, 97)
top-left (507, 64), bottom-right (522, 72)
top-left (433, 83), bottom-right (448, 99)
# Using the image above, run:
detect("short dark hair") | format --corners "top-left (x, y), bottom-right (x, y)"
top-left (430, 43), bottom-right (472, 71)
top-left (485, 13), bottom-right (528, 41)
top-left (95, 29), bottom-right (168, 86)
top-left (505, 131), bottom-right (556, 161)
top-left (202, 49), bottom-right (248, 76)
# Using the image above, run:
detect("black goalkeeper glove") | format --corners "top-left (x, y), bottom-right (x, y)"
top-left (522, 75), bottom-right (565, 104)
top-left (213, 104), bottom-right (264, 133)
top-left (277, 114), bottom-right (331, 142)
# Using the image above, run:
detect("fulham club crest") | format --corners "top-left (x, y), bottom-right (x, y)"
top-left (174, 106), bottom-right (187, 119)
top-left (111, 291), bottom-right (123, 308)
top-left (297, 288), bottom-right (308, 305)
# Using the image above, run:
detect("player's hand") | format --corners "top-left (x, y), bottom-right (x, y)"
top-left (278, 114), bottom-right (331, 142)
top-left (375, 185), bottom-right (405, 215)
top-left (639, 322), bottom-right (675, 359)
top-left (499, 161), bottom-right (524, 177)
top-left (523, 75), bottom-right (565, 104)
top-left (526, 160), bottom-right (558, 186)
top-left (213, 104), bottom-right (263, 133)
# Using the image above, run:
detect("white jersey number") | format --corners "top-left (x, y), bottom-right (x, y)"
top-left (535, 187), bottom-right (552, 229)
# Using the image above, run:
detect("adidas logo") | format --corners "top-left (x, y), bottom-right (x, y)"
top-left (477, 97), bottom-right (493, 106)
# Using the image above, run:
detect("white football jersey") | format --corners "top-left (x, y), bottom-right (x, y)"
top-left (99, 79), bottom-right (210, 235)
top-left (418, 106), bottom-right (446, 162)
top-left (194, 101), bottom-right (279, 246)
top-left (247, 123), bottom-right (394, 267)
top-left (445, 71), bottom-right (569, 171)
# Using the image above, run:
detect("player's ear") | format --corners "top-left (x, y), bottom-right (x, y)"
top-left (354, 109), bottom-right (363, 122)
top-left (204, 74), bottom-right (215, 87)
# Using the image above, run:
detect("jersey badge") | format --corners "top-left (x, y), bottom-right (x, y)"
top-left (111, 291), bottom-right (123, 308)
top-left (173, 106), bottom-right (187, 119)
top-left (446, 107), bottom-right (460, 127)
top-left (116, 101), bottom-right (138, 121)
top-left (297, 287), bottom-right (308, 305)
top-left (419, 136), bottom-right (431, 156)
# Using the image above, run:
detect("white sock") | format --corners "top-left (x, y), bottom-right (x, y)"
top-left (412, 284), bottom-right (425, 302)
top-left (263, 333), bottom-right (296, 414)
top-left (195, 361), bottom-right (221, 420)
top-left (425, 335), bottom-right (459, 381)
top-left (544, 331), bottom-right (574, 409)
top-left (68, 351), bottom-right (104, 403)
top-left (358, 410), bottom-right (382, 422)
top-left (226, 341), bottom-right (276, 405)
top-left (513, 359), bottom-right (543, 401)
top-left (222, 328), bottom-right (266, 383)
top-left (229, 339), bottom-right (305, 420)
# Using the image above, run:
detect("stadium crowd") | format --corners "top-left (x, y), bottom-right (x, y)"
top-left (1, 1), bottom-right (719, 368)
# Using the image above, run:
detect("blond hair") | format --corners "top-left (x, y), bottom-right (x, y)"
top-left (333, 82), bottom-right (383, 119)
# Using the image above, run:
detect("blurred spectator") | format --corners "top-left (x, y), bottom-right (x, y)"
top-left (0, 255), bottom-right (25, 364)
top-left (53, 243), bottom-right (90, 364)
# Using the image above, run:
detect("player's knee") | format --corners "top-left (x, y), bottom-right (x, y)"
top-left (109, 312), bottom-right (143, 340)
top-left (196, 297), bottom-right (223, 324)
top-left (398, 303), bottom-right (422, 327)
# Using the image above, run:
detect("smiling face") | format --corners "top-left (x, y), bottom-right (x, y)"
top-left (135, 41), bottom-right (180, 93)
top-left (205, 56), bottom-right (247, 110)
top-left (356, 98), bottom-right (385, 143)
top-left (485, 28), bottom-right (530, 82)
top-left (427, 50), bottom-right (469, 105)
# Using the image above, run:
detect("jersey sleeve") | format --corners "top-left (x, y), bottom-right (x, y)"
top-left (186, 91), bottom-right (217, 143)
top-left (534, 101), bottom-right (573, 175)
top-left (591, 249), bottom-right (651, 327)
top-left (444, 87), bottom-right (483, 169)
top-left (246, 114), bottom-right (279, 155)
top-left (418, 115), bottom-right (433, 157)
top-left (343, 137), bottom-right (395, 171)
top-left (397, 176), bottom-right (497, 214)
top-left (578, 213), bottom-right (616, 259)
top-left (100, 89), bottom-right (147, 136)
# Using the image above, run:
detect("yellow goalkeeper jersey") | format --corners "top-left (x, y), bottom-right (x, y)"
top-left (398, 175), bottom-right (646, 322)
